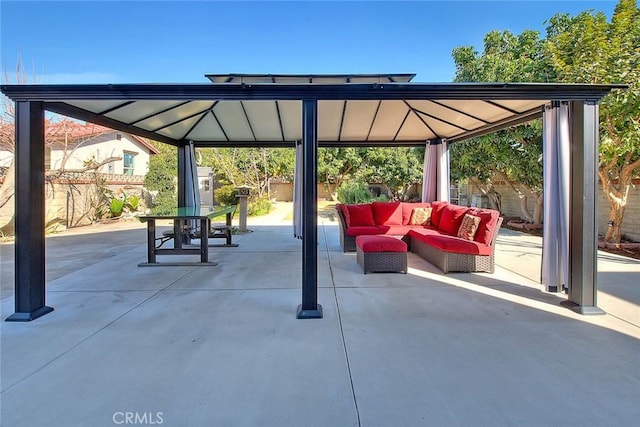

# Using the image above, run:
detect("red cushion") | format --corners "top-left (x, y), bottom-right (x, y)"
top-left (336, 204), bottom-right (351, 227)
top-left (356, 235), bottom-right (407, 253)
top-left (346, 204), bottom-right (375, 226)
top-left (438, 204), bottom-right (469, 235)
top-left (429, 201), bottom-right (449, 227)
top-left (345, 226), bottom-right (382, 237)
top-left (371, 201), bottom-right (402, 225)
top-left (420, 234), bottom-right (492, 256)
top-left (407, 227), bottom-right (442, 239)
top-left (376, 225), bottom-right (416, 235)
top-left (400, 202), bottom-right (431, 225)
top-left (468, 208), bottom-right (500, 245)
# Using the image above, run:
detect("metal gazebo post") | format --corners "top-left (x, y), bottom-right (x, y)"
top-left (297, 99), bottom-right (323, 319)
top-left (7, 101), bottom-right (54, 321)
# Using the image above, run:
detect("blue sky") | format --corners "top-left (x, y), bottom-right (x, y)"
top-left (1, 1), bottom-right (617, 84)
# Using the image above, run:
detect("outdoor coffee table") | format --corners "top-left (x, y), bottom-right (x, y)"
top-left (137, 205), bottom-right (236, 266)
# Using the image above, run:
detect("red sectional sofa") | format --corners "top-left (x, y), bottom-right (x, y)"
top-left (335, 201), bottom-right (503, 273)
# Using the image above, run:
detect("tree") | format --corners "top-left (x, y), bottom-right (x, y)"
top-left (199, 147), bottom-right (294, 199)
top-left (318, 147), bottom-right (367, 200)
top-left (143, 141), bottom-right (177, 210)
top-left (451, 29), bottom-right (549, 222)
top-left (545, 0), bottom-right (640, 243)
top-left (318, 147), bottom-right (424, 201)
top-left (361, 147), bottom-right (424, 199)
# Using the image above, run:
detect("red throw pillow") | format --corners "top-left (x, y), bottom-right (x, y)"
top-left (429, 201), bottom-right (449, 227)
top-left (438, 204), bottom-right (469, 235)
top-left (371, 201), bottom-right (402, 225)
top-left (468, 208), bottom-right (500, 245)
top-left (346, 204), bottom-right (375, 226)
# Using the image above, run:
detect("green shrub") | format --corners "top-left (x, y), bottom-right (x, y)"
top-left (150, 191), bottom-right (177, 212)
top-left (248, 196), bottom-right (273, 216)
top-left (215, 184), bottom-right (238, 206)
top-left (336, 181), bottom-right (373, 204)
top-left (110, 198), bottom-right (124, 217)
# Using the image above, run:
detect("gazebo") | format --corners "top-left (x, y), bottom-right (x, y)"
top-left (1, 74), bottom-right (624, 321)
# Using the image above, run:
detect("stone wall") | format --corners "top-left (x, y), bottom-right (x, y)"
top-left (2, 173), bottom-right (148, 232)
top-left (235, 178), bottom-right (640, 240)
top-left (464, 180), bottom-right (640, 242)
top-left (268, 181), bottom-right (333, 202)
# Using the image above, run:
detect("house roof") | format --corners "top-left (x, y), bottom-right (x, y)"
top-left (1, 74), bottom-right (625, 148)
top-left (0, 119), bottom-right (159, 154)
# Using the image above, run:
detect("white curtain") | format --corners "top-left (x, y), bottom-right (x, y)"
top-left (436, 140), bottom-right (450, 202)
top-left (421, 140), bottom-right (450, 202)
top-left (541, 103), bottom-right (570, 292)
top-left (293, 141), bottom-right (303, 239)
top-left (184, 142), bottom-right (200, 232)
top-left (421, 142), bottom-right (437, 202)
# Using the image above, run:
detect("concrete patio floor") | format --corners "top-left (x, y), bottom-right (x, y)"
top-left (1, 203), bottom-right (639, 426)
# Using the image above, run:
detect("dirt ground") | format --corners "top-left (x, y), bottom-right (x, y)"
top-left (502, 222), bottom-right (640, 261)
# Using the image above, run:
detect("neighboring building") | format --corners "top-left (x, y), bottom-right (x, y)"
top-left (0, 120), bottom-right (159, 175)
top-left (197, 166), bottom-right (215, 206)
top-left (0, 120), bottom-right (159, 231)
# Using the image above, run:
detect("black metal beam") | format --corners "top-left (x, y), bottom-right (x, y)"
top-left (43, 101), bottom-right (180, 146)
top-left (184, 140), bottom-right (435, 148)
top-left (3, 82), bottom-right (624, 102)
top-left (297, 99), bottom-right (322, 319)
top-left (567, 101), bottom-right (604, 315)
top-left (6, 101), bottom-right (54, 321)
top-left (447, 107), bottom-right (543, 144)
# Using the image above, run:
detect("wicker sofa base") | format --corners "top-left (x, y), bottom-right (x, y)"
top-left (340, 233), bottom-right (357, 252)
top-left (356, 246), bottom-right (407, 274)
top-left (410, 237), bottom-right (495, 273)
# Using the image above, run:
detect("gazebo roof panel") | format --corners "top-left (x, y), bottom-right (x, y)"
top-left (318, 101), bottom-right (344, 141)
top-left (277, 101), bottom-right (302, 141)
top-left (184, 112), bottom-right (226, 141)
top-left (134, 101), bottom-right (214, 134)
top-left (157, 114), bottom-right (204, 140)
top-left (104, 100), bottom-right (188, 124)
top-left (340, 100), bottom-right (381, 140)
top-left (368, 100), bottom-right (411, 141)
top-left (66, 100), bottom-right (124, 114)
top-left (395, 112), bottom-right (434, 141)
top-left (243, 101), bottom-right (283, 141)
top-left (213, 101), bottom-right (255, 141)
top-left (405, 100), bottom-right (486, 130)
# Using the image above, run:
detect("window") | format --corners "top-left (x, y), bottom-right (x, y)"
top-left (123, 152), bottom-right (135, 175)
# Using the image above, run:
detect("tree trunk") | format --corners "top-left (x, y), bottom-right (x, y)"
top-left (469, 176), bottom-right (501, 212)
top-left (518, 195), bottom-right (534, 223)
top-left (486, 189), bottom-right (501, 211)
top-left (533, 193), bottom-right (543, 224)
top-left (605, 204), bottom-right (626, 243)
top-left (598, 156), bottom-right (640, 244)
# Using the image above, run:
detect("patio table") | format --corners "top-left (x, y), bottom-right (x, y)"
top-left (137, 205), bottom-right (236, 266)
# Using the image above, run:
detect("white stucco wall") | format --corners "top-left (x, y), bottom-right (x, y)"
top-left (1, 132), bottom-right (152, 175)
top-left (0, 150), bottom-right (12, 167)
top-left (48, 132), bottom-right (151, 175)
